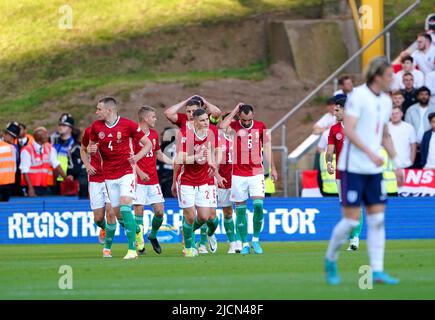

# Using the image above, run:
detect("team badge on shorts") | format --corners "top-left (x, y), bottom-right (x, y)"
top-left (347, 190), bottom-right (358, 203)
top-left (98, 131), bottom-right (105, 139)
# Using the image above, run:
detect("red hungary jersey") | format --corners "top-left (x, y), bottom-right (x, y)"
top-left (81, 126), bottom-right (105, 183)
top-left (328, 122), bottom-right (344, 179)
top-left (176, 125), bottom-right (218, 187)
top-left (218, 131), bottom-right (233, 189)
top-left (230, 120), bottom-right (268, 177)
top-left (134, 128), bottom-right (160, 185)
top-left (90, 116), bottom-right (145, 180)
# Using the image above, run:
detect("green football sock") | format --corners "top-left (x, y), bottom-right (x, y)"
top-left (183, 220), bottom-right (194, 249)
top-left (117, 216), bottom-right (125, 228)
top-left (95, 218), bottom-right (106, 230)
top-left (235, 204), bottom-right (248, 243)
top-left (206, 217), bottom-right (219, 236)
top-left (253, 199), bottom-right (264, 239)
top-left (235, 230), bottom-right (241, 242)
top-left (149, 214), bottom-right (163, 239)
top-left (135, 214), bottom-right (143, 234)
top-left (193, 217), bottom-right (203, 231)
top-left (120, 205), bottom-right (136, 250)
top-left (104, 222), bottom-right (117, 250)
top-left (224, 217), bottom-right (235, 242)
top-left (350, 212), bottom-right (364, 239)
top-left (200, 224), bottom-right (208, 246)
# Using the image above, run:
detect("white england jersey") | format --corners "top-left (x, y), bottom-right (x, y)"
top-left (338, 84), bottom-right (393, 174)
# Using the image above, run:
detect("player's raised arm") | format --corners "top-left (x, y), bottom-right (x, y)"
top-left (219, 103), bottom-right (242, 130)
top-left (163, 97), bottom-right (191, 124)
top-left (201, 96), bottom-right (222, 120)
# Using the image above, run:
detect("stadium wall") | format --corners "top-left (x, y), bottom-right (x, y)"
top-left (0, 197), bottom-right (434, 244)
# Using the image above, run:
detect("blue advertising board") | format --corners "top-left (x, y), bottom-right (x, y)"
top-left (0, 197), bottom-right (434, 244)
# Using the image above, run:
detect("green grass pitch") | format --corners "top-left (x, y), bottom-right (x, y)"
top-left (1, 240), bottom-right (434, 300)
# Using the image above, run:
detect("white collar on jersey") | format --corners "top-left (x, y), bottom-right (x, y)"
top-left (105, 116), bottom-right (120, 129)
top-left (193, 126), bottom-right (208, 141)
top-left (239, 120), bottom-right (254, 130)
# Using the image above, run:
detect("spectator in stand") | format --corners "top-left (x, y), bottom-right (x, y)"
top-left (425, 70), bottom-right (435, 105)
top-left (388, 106), bottom-right (417, 169)
top-left (420, 113), bottom-right (435, 169)
top-left (333, 75), bottom-right (354, 96)
top-left (391, 56), bottom-right (424, 91)
top-left (0, 122), bottom-right (20, 202)
top-left (409, 33), bottom-right (435, 75)
top-left (391, 90), bottom-right (405, 109)
top-left (401, 72), bottom-right (418, 116)
top-left (20, 127), bottom-right (71, 197)
top-left (312, 97), bottom-right (336, 135)
top-left (405, 86), bottom-right (434, 145)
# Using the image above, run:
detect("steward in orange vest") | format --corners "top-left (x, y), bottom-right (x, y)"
top-left (0, 122), bottom-right (19, 202)
top-left (20, 127), bottom-right (70, 197)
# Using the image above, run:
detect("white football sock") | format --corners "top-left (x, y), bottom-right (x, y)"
top-left (366, 213), bottom-right (385, 272)
top-left (326, 217), bottom-right (360, 261)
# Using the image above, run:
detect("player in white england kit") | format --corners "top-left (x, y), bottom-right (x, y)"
top-left (324, 57), bottom-right (404, 285)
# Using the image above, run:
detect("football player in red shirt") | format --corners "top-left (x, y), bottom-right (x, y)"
top-left (219, 103), bottom-right (278, 255)
top-left (89, 97), bottom-right (152, 259)
top-left (164, 95), bottom-right (222, 130)
top-left (174, 108), bottom-right (222, 257)
top-left (167, 96), bottom-right (222, 254)
top-left (326, 94), bottom-right (363, 251)
top-left (80, 126), bottom-right (114, 246)
top-left (133, 106), bottom-right (174, 255)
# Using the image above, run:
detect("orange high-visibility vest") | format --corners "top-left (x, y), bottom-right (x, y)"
top-left (0, 140), bottom-right (16, 185)
top-left (21, 143), bottom-right (54, 187)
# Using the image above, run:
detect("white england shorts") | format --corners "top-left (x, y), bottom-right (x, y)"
top-left (217, 188), bottom-right (232, 208)
top-left (230, 174), bottom-right (265, 202)
top-left (88, 181), bottom-right (111, 210)
top-left (133, 184), bottom-right (165, 206)
top-left (177, 184), bottom-right (210, 209)
top-left (105, 174), bottom-right (136, 208)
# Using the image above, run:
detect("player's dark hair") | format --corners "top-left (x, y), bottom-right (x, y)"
top-left (338, 75), bottom-right (352, 86)
top-left (191, 95), bottom-right (205, 108)
top-left (239, 104), bottom-right (254, 115)
top-left (18, 123), bottom-right (26, 130)
top-left (193, 108), bottom-right (207, 118)
top-left (365, 56), bottom-right (391, 85)
top-left (98, 96), bottom-right (118, 108)
top-left (428, 112), bottom-right (435, 122)
top-left (186, 97), bottom-right (204, 108)
top-left (401, 55), bottom-right (414, 64)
